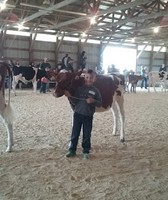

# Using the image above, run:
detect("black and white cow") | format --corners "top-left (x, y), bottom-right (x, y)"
top-left (0, 62), bottom-right (14, 152)
top-left (148, 71), bottom-right (168, 92)
top-left (10, 60), bottom-right (48, 95)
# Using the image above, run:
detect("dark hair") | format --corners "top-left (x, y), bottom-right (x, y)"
top-left (86, 69), bottom-right (95, 75)
top-left (81, 51), bottom-right (85, 55)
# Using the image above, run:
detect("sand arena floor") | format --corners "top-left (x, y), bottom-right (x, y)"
top-left (0, 89), bottom-right (168, 200)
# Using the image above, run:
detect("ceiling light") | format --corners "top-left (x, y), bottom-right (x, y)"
top-left (0, 2), bottom-right (6, 10)
top-left (81, 32), bottom-right (87, 37)
top-left (17, 22), bottom-right (24, 31)
top-left (90, 16), bottom-right (96, 25)
top-left (131, 38), bottom-right (135, 43)
top-left (154, 27), bottom-right (159, 33)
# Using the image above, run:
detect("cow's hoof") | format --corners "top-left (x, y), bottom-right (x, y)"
top-left (120, 138), bottom-right (125, 143)
top-left (6, 147), bottom-right (12, 153)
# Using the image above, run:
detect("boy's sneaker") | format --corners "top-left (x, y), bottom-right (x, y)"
top-left (66, 151), bottom-right (76, 157)
top-left (83, 153), bottom-right (89, 160)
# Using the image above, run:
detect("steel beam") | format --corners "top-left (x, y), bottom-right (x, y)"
top-left (40, 0), bottom-right (154, 31)
top-left (22, 0), bottom-right (79, 23)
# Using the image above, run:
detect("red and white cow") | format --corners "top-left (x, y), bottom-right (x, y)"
top-left (0, 62), bottom-right (13, 152)
top-left (148, 71), bottom-right (168, 92)
top-left (53, 72), bottom-right (125, 142)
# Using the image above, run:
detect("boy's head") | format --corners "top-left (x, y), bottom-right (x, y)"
top-left (84, 69), bottom-right (96, 86)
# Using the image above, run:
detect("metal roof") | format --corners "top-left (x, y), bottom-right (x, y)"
top-left (1, 0), bottom-right (168, 46)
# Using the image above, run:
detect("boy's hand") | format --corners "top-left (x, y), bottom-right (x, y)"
top-left (86, 97), bottom-right (95, 104)
top-left (64, 90), bottom-right (71, 97)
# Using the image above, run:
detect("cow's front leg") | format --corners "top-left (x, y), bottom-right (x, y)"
top-left (116, 96), bottom-right (125, 143)
top-left (5, 122), bottom-right (13, 152)
top-left (3, 104), bottom-right (14, 152)
top-left (12, 79), bottom-right (17, 96)
top-left (111, 102), bottom-right (117, 136)
top-left (32, 80), bottom-right (37, 93)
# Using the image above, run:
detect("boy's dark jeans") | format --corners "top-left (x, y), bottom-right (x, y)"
top-left (40, 82), bottom-right (47, 93)
top-left (69, 112), bottom-right (93, 154)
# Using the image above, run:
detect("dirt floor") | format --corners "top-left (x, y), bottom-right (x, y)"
top-left (0, 89), bottom-right (168, 200)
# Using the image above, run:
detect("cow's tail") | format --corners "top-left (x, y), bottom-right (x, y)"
top-left (6, 65), bottom-right (12, 103)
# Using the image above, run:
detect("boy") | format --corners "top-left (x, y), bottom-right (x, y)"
top-left (65, 69), bottom-right (102, 159)
top-left (40, 76), bottom-right (48, 93)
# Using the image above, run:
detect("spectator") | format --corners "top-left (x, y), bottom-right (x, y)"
top-left (57, 60), bottom-right (63, 71)
top-left (141, 66), bottom-right (148, 89)
top-left (40, 76), bottom-right (48, 93)
top-left (66, 57), bottom-right (74, 72)
top-left (39, 57), bottom-right (51, 71)
top-left (38, 57), bottom-right (51, 91)
top-left (80, 51), bottom-right (87, 70)
top-left (62, 54), bottom-right (69, 69)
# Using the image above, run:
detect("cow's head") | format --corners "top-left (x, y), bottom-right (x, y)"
top-left (46, 69), bottom-right (58, 81)
top-left (53, 71), bottom-right (84, 98)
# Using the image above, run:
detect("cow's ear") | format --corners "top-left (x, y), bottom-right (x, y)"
top-left (75, 75), bottom-right (80, 80)
top-left (57, 72), bottom-right (67, 82)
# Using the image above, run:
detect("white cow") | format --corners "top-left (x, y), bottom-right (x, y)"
top-left (0, 62), bottom-right (14, 152)
top-left (148, 71), bottom-right (168, 92)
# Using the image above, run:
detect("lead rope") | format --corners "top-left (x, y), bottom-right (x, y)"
top-left (68, 95), bottom-right (86, 101)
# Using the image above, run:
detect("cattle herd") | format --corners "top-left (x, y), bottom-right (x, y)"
top-left (0, 60), bottom-right (168, 152)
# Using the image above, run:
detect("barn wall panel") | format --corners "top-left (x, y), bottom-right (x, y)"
top-left (82, 43), bottom-right (99, 70)
top-left (33, 41), bottom-right (56, 68)
top-left (137, 50), bottom-right (165, 73)
top-left (4, 39), bottom-right (29, 49)
top-left (3, 36), bottom-right (30, 65)
top-left (139, 51), bottom-right (150, 58)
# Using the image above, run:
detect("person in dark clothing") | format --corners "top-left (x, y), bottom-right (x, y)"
top-left (38, 58), bottom-right (51, 91)
top-left (80, 51), bottom-right (87, 70)
top-left (66, 57), bottom-right (74, 72)
top-left (29, 62), bottom-right (35, 67)
top-left (159, 64), bottom-right (166, 79)
top-left (141, 66), bottom-right (148, 89)
top-left (57, 60), bottom-right (63, 71)
top-left (64, 69), bottom-right (102, 159)
top-left (39, 57), bottom-right (51, 71)
top-left (62, 54), bottom-right (69, 69)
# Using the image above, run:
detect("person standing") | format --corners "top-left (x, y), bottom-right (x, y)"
top-left (38, 57), bottom-right (51, 91)
top-left (80, 51), bottom-right (87, 70)
top-left (40, 76), bottom-right (48, 93)
top-left (39, 57), bottom-right (51, 71)
top-left (62, 54), bottom-right (69, 69)
top-left (141, 66), bottom-right (148, 89)
top-left (66, 57), bottom-right (74, 72)
top-left (64, 69), bottom-right (102, 159)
